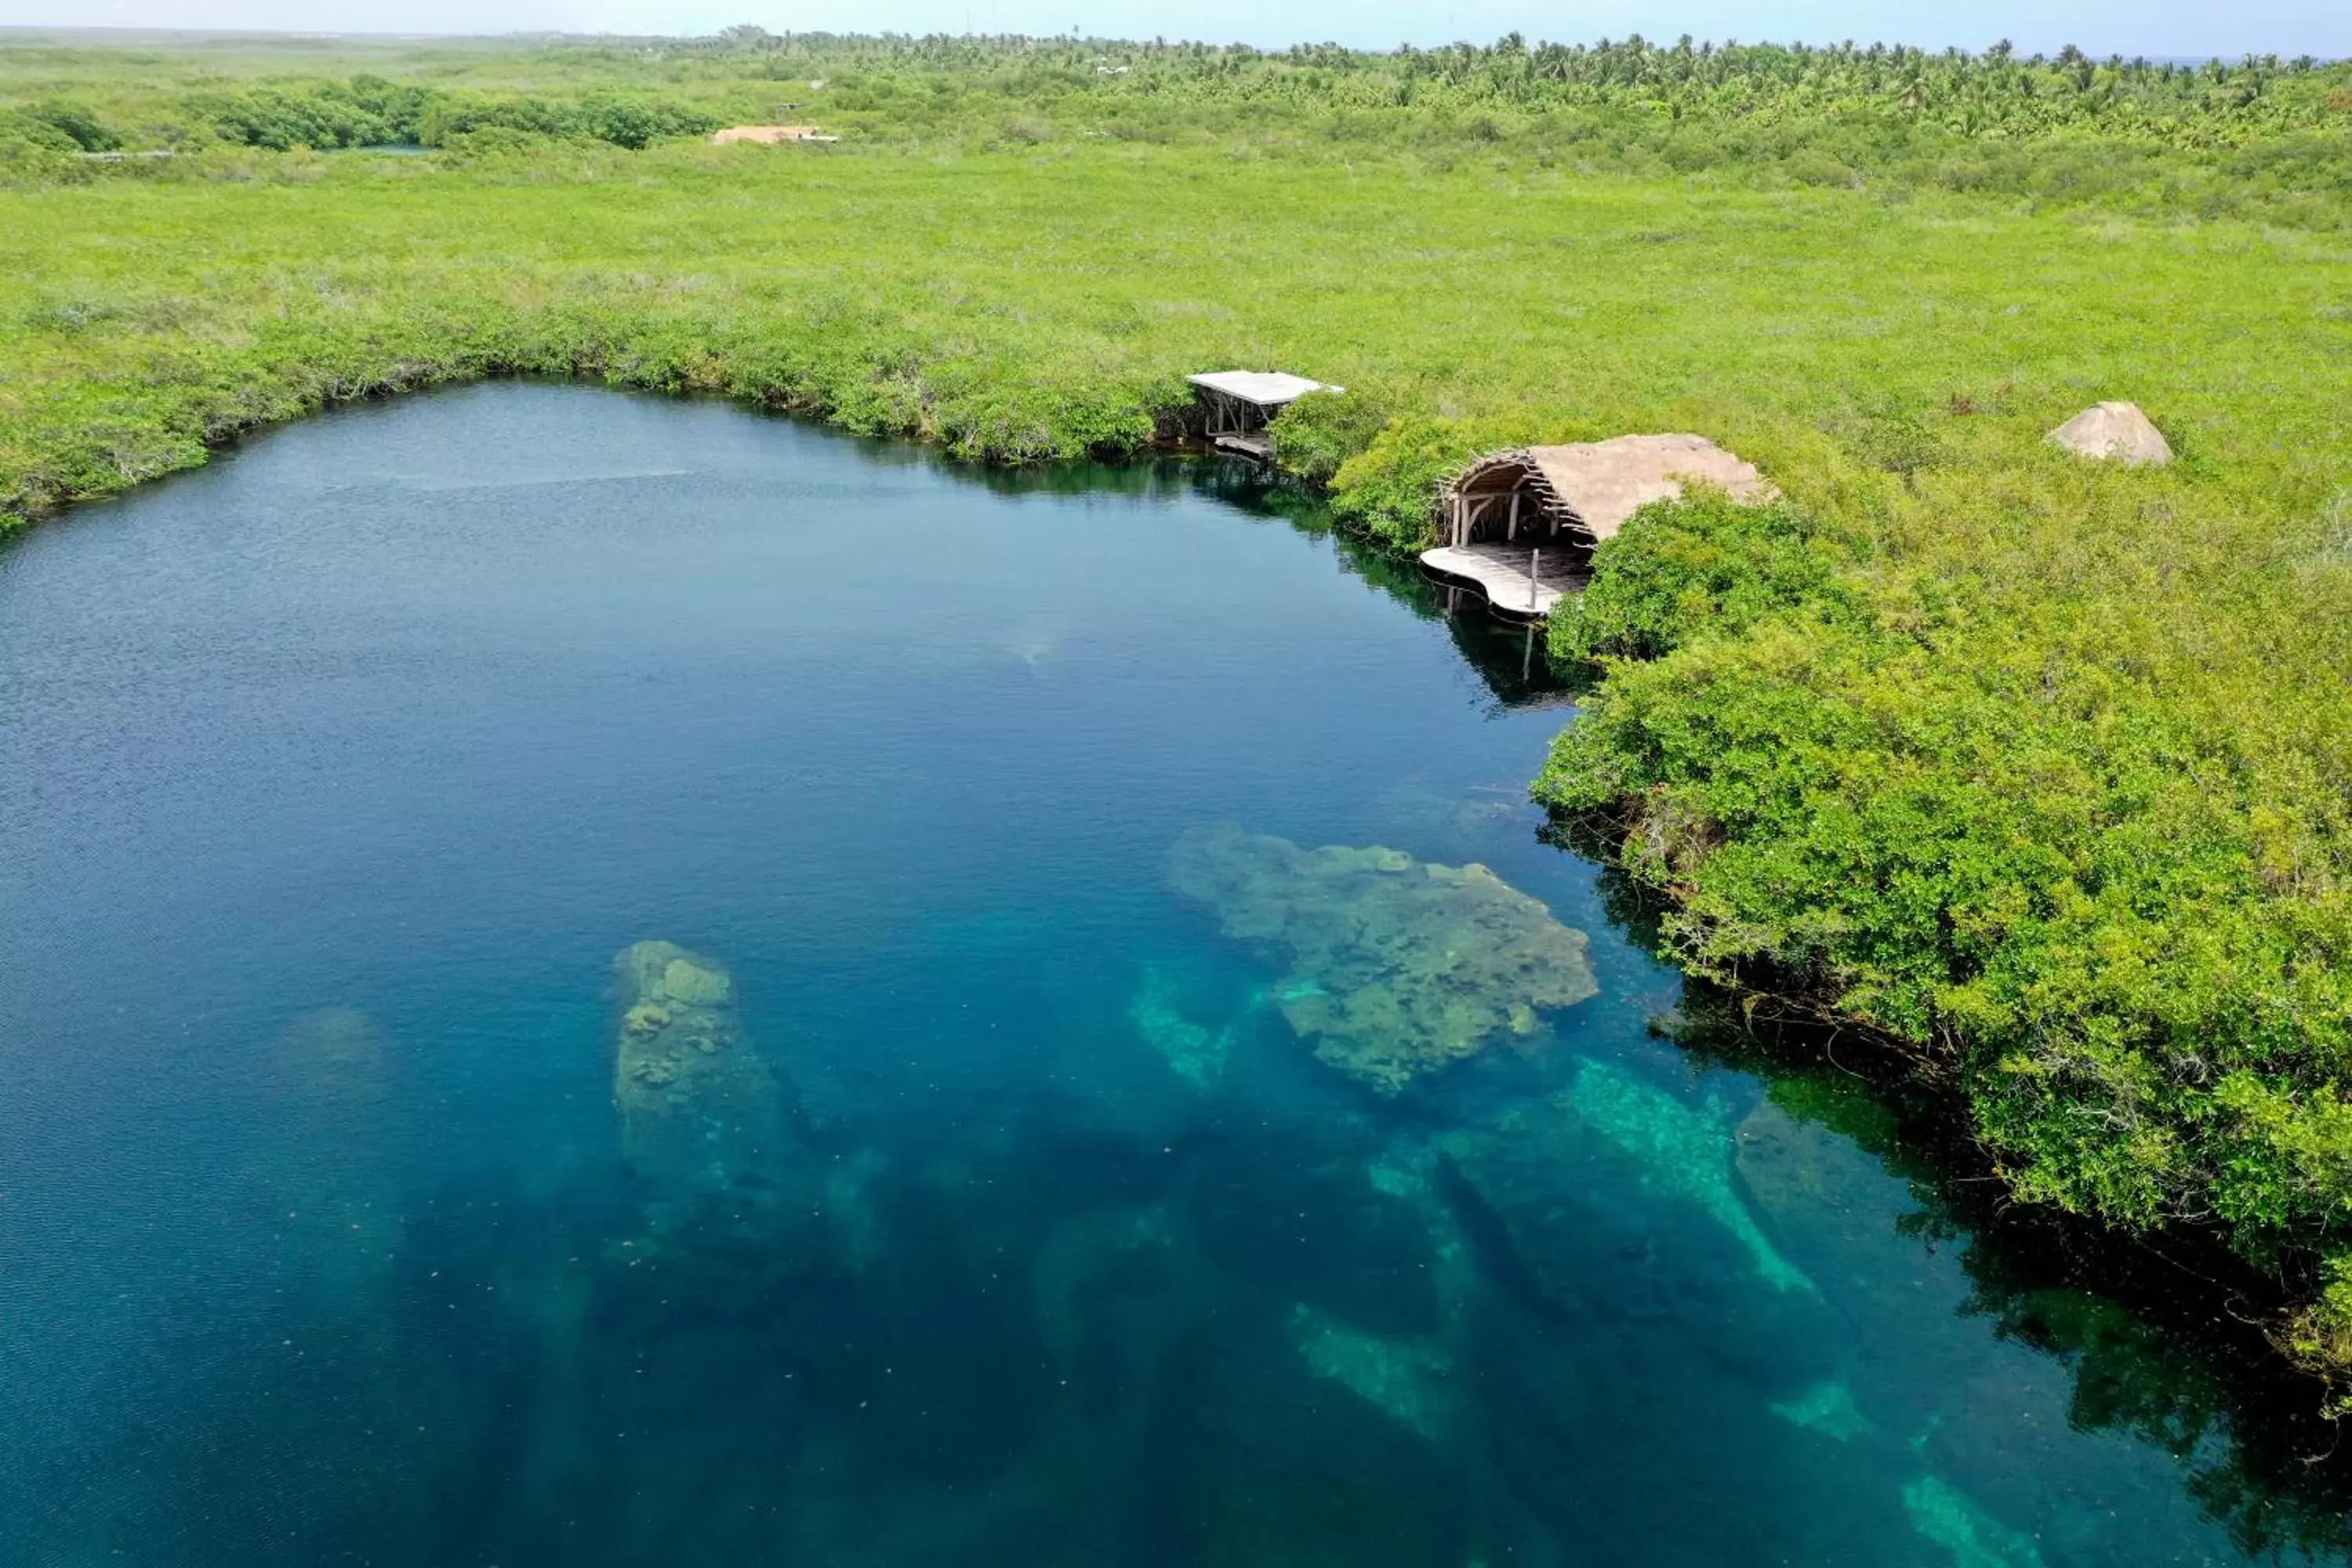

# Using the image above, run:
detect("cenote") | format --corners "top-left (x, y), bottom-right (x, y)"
top-left (3, 383), bottom-right (2349, 1566)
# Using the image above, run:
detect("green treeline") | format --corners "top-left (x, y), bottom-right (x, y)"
top-left (5, 33), bottom-right (2350, 217)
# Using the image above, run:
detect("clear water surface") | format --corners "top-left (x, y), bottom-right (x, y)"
top-left (0, 384), bottom-right (2338, 1566)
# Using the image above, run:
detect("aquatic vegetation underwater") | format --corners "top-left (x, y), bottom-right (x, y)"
top-left (1168, 823), bottom-right (1599, 1093)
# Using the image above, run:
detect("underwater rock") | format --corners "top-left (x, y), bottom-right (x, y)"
top-left (251, 1006), bottom-right (404, 1293)
top-left (818, 1148), bottom-right (890, 1272)
top-left (1733, 1094), bottom-right (1863, 1219)
top-left (1904, 1474), bottom-right (2047, 1568)
top-left (265, 1004), bottom-right (392, 1120)
top-left (1769, 1377), bottom-right (1875, 1443)
top-left (1470, 1288), bottom-right (1907, 1566)
top-left (1167, 823), bottom-right (1598, 1093)
top-left (1127, 963), bottom-right (1250, 1086)
top-left (1438, 1063), bottom-right (1842, 1404)
top-left (1290, 1303), bottom-right (1455, 1440)
top-left (1568, 1061), bottom-right (1816, 1294)
top-left (612, 941), bottom-right (797, 1203)
top-left (1443, 1064), bottom-right (1816, 1306)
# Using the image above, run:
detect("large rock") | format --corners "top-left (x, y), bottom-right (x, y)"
top-left (2048, 401), bottom-right (2172, 466)
top-left (612, 940), bottom-right (800, 1207)
top-left (1168, 823), bottom-right (1598, 1093)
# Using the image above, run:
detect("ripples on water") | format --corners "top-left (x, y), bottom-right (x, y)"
top-left (0, 384), bottom-right (2343, 1566)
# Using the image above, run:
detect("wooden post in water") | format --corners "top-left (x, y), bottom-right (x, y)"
top-left (1530, 549), bottom-right (1541, 612)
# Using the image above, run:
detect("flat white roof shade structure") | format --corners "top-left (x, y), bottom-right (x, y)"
top-left (1185, 371), bottom-right (1339, 406)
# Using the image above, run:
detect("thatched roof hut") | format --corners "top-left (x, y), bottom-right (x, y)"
top-left (1439, 434), bottom-right (1775, 553)
top-left (1422, 434), bottom-right (1775, 619)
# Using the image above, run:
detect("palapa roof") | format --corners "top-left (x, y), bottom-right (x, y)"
top-left (1461, 434), bottom-right (1776, 543)
top-left (1186, 371), bottom-right (1339, 408)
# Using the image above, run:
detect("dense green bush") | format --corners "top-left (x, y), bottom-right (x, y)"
top-left (419, 92), bottom-right (723, 151)
top-left (176, 77), bottom-right (720, 151)
top-left (24, 96), bottom-right (118, 151)
top-left (1546, 492), bottom-right (1860, 661)
top-left (1536, 501), bottom-right (2352, 1386)
top-left (1268, 386), bottom-right (1394, 486)
top-left (0, 109), bottom-right (82, 154)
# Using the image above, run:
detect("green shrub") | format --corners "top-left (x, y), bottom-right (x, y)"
top-left (1548, 492), bottom-right (1860, 662)
top-left (1327, 414), bottom-right (1546, 551)
top-left (25, 97), bottom-right (119, 152)
top-left (0, 110), bottom-right (82, 155)
top-left (1269, 385), bottom-right (1392, 485)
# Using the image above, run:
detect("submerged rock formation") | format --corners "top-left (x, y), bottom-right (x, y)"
top-left (2049, 401), bottom-right (2172, 466)
top-left (1127, 963), bottom-right (1251, 1086)
top-left (1567, 1060), bottom-right (1816, 1294)
top-left (1290, 1303), bottom-right (1455, 1440)
top-left (1437, 1057), bottom-right (1828, 1408)
top-left (1167, 824), bottom-right (1598, 1092)
top-left (1904, 1474), bottom-right (2047, 1568)
top-left (612, 941), bottom-right (797, 1206)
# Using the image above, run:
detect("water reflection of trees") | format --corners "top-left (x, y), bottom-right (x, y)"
top-left (801, 424), bottom-right (1587, 713)
top-left (1175, 457), bottom-right (1586, 713)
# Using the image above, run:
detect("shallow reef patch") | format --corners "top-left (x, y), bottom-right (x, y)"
top-left (1167, 823), bottom-right (1598, 1093)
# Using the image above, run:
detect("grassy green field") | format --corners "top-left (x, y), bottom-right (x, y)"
top-left (8, 31), bottom-right (2352, 1388)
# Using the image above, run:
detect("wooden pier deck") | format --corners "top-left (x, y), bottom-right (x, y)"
top-left (1418, 543), bottom-right (1585, 619)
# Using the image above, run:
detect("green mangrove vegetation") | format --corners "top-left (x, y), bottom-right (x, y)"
top-left (6, 27), bottom-right (2352, 1389)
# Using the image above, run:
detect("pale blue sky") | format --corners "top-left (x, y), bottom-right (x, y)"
top-left (18, 2), bottom-right (2348, 60)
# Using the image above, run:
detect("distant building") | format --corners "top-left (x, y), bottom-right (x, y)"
top-left (711, 125), bottom-right (838, 145)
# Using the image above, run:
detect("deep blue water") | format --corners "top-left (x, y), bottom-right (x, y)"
top-left (0, 383), bottom-right (2338, 1566)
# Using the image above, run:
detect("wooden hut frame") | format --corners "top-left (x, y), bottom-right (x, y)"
top-left (1443, 451), bottom-right (1581, 551)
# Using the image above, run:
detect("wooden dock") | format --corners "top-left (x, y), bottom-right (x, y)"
top-left (1419, 543), bottom-right (1584, 619)
top-left (1213, 431), bottom-right (1275, 462)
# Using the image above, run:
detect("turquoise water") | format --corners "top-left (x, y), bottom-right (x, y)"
top-left (0, 383), bottom-right (2340, 1565)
